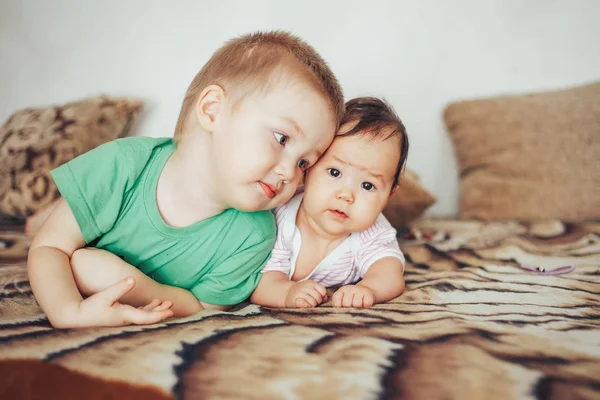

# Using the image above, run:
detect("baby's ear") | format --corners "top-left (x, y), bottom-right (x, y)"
top-left (195, 85), bottom-right (225, 133)
top-left (389, 184), bottom-right (399, 199)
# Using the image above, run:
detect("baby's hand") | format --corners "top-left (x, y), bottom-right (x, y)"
top-left (332, 285), bottom-right (375, 308)
top-left (285, 280), bottom-right (328, 308)
top-left (73, 277), bottom-right (174, 328)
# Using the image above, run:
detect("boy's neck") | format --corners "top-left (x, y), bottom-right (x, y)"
top-left (155, 131), bottom-right (226, 227)
top-left (296, 202), bottom-right (349, 250)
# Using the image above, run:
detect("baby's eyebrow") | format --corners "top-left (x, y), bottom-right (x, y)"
top-left (332, 155), bottom-right (385, 180)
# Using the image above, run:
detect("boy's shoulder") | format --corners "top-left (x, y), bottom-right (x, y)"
top-left (112, 136), bottom-right (173, 155)
top-left (232, 209), bottom-right (276, 242)
top-left (106, 136), bottom-right (173, 173)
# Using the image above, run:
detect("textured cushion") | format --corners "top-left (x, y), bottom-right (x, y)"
top-left (383, 170), bottom-right (436, 228)
top-left (445, 82), bottom-right (600, 221)
top-left (0, 96), bottom-right (143, 218)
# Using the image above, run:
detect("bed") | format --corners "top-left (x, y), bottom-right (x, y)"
top-left (2, 216), bottom-right (599, 399)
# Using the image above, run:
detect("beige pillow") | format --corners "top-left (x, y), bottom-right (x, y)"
top-left (383, 170), bottom-right (436, 228)
top-left (0, 96), bottom-right (143, 218)
top-left (444, 82), bottom-right (600, 221)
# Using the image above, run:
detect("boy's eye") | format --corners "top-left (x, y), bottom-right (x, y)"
top-left (362, 182), bottom-right (376, 191)
top-left (274, 132), bottom-right (288, 146)
top-left (327, 168), bottom-right (341, 178)
top-left (298, 159), bottom-right (309, 170)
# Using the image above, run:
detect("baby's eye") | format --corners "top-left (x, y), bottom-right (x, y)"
top-left (274, 132), bottom-right (289, 146)
top-left (327, 168), bottom-right (341, 178)
top-left (297, 159), bottom-right (309, 170)
top-left (362, 182), bottom-right (376, 191)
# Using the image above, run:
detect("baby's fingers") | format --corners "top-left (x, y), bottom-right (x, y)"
top-left (303, 287), bottom-right (326, 305)
top-left (332, 290), bottom-right (343, 308)
top-left (294, 297), bottom-right (313, 308)
top-left (342, 291), bottom-right (355, 308)
top-left (309, 282), bottom-right (327, 298)
top-left (353, 294), bottom-right (365, 308)
top-left (363, 296), bottom-right (374, 308)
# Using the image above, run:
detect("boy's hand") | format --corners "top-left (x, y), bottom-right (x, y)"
top-left (71, 277), bottom-right (174, 328)
top-left (332, 285), bottom-right (375, 308)
top-left (285, 280), bottom-right (328, 308)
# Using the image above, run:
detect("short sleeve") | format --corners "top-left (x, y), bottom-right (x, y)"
top-left (190, 232), bottom-right (276, 305)
top-left (356, 216), bottom-right (405, 277)
top-left (260, 206), bottom-right (293, 275)
top-left (50, 140), bottom-right (134, 243)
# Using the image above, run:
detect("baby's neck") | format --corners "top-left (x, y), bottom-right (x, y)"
top-left (156, 132), bottom-right (226, 227)
top-left (296, 204), bottom-right (349, 251)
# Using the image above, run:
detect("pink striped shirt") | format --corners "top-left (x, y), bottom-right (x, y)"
top-left (262, 193), bottom-right (405, 287)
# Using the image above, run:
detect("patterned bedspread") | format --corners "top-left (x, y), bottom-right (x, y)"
top-left (1, 218), bottom-right (599, 399)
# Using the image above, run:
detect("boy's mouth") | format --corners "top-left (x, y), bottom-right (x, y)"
top-left (328, 209), bottom-right (348, 219)
top-left (258, 181), bottom-right (277, 199)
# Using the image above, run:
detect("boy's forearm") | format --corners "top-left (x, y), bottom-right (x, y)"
top-left (102, 266), bottom-right (203, 317)
top-left (250, 272), bottom-right (294, 308)
top-left (27, 246), bottom-right (83, 328)
top-left (71, 248), bottom-right (203, 317)
top-left (159, 284), bottom-right (203, 316)
top-left (357, 258), bottom-right (405, 303)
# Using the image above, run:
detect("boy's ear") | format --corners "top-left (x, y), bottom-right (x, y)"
top-left (194, 85), bottom-right (226, 133)
top-left (389, 184), bottom-right (399, 199)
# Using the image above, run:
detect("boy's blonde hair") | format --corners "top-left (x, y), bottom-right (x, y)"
top-left (174, 31), bottom-right (345, 141)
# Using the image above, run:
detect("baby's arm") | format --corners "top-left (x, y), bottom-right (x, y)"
top-left (332, 257), bottom-right (405, 308)
top-left (71, 248), bottom-right (206, 317)
top-left (250, 271), bottom-right (328, 308)
top-left (27, 199), bottom-right (173, 328)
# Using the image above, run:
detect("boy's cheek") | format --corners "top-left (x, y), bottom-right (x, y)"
top-left (270, 185), bottom-right (300, 208)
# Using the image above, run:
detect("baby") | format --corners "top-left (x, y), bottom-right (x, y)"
top-left (27, 31), bottom-right (344, 328)
top-left (251, 97), bottom-right (409, 309)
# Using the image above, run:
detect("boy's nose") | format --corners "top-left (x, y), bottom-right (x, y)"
top-left (274, 161), bottom-right (296, 184)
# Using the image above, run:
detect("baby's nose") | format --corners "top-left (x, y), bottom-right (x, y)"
top-left (336, 187), bottom-right (354, 202)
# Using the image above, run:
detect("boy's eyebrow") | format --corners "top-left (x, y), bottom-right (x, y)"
top-left (284, 117), bottom-right (305, 138)
top-left (332, 155), bottom-right (385, 180)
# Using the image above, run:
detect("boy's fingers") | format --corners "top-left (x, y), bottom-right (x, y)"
top-left (97, 277), bottom-right (135, 305)
top-left (153, 300), bottom-right (173, 312)
top-left (364, 296), bottom-right (374, 308)
top-left (123, 307), bottom-right (173, 325)
top-left (141, 299), bottom-right (162, 311)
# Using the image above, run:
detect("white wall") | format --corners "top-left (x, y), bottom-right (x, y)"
top-left (1, 0), bottom-right (599, 216)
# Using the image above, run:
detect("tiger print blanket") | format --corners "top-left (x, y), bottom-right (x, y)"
top-left (1, 218), bottom-right (599, 399)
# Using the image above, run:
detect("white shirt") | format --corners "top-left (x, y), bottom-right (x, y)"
top-left (262, 193), bottom-right (405, 287)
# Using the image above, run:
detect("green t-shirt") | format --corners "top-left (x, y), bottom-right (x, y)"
top-left (51, 137), bottom-right (276, 305)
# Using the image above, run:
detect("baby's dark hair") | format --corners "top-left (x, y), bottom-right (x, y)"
top-left (337, 97), bottom-right (409, 188)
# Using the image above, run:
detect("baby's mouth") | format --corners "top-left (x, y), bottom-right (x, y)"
top-left (328, 209), bottom-right (348, 219)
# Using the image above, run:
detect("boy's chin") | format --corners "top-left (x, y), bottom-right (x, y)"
top-left (228, 189), bottom-right (295, 212)
top-left (229, 198), bottom-right (272, 212)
